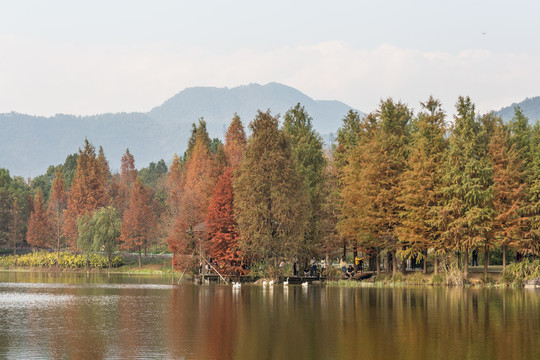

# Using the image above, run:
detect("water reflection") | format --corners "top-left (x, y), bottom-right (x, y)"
top-left (0, 272), bottom-right (539, 359)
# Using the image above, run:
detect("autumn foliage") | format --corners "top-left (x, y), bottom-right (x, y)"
top-left (206, 168), bottom-right (244, 274)
top-left (63, 140), bottom-right (110, 247)
top-left (26, 190), bottom-right (54, 249)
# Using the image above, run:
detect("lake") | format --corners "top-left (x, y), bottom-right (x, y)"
top-left (0, 271), bottom-right (538, 359)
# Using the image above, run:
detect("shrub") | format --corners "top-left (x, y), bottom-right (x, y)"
top-left (430, 273), bottom-right (446, 285)
top-left (501, 259), bottom-right (540, 286)
top-left (0, 251), bottom-right (123, 269)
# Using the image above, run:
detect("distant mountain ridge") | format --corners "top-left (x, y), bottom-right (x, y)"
top-left (0, 83), bottom-right (358, 178)
top-left (496, 96), bottom-right (540, 122)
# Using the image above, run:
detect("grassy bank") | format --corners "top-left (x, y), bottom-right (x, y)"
top-left (0, 251), bottom-right (177, 275)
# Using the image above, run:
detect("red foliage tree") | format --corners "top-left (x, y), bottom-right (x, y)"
top-left (167, 132), bottom-right (216, 271)
top-left (27, 190), bottom-right (54, 249)
top-left (119, 177), bottom-right (155, 268)
top-left (63, 140), bottom-right (110, 247)
top-left (206, 168), bottom-right (244, 274)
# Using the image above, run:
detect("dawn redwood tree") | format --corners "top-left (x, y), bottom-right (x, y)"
top-left (206, 168), bottom-right (244, 274)
top-left (341, 99), bottom-right (411, 275)
top-left (119, 177), bottom-right (156, 268)
top-left (396, 97), bottom-right (447, 274)
top-left (48, 169), bottom-right (67, 261)
top-left (489, 117), bottom-right (527, 272)
top-left (224, 114), bottom-right (247, 169)
top-left (63, 140), bottom-right (110, 247)
top-left (525, 122), bottom-right (540, 256)
top-left (7, 200), bottom-right (23, 255)
top-left (118, 149), bottom-right (137, 213)
top-left (439, 97), bottom-right (494, 277)
top-left (283, 103), bottom-right (326, 260)
top-left (333, 110), bottom-right (363, 259)
top-left (77, 206), bottom-right (121, 269)
top-left (234, 110), bottom-right (309, 269)
top-left (26, 190), bottom-right (54, 249)
top-left (167, 128), bottom-right (216, 271)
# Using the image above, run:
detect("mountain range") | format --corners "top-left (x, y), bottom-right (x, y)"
top-left (2, 83), bottom-right (540, 179)
top-left (0, 83), bottom-right (356, 178)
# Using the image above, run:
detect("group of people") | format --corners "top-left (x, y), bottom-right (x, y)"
top-left (289, 256), bottom-right (366, 278)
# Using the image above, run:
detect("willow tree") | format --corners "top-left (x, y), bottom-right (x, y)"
top-left (77, 206), bottom-right (121, 269)
top-left (234, 110), bottom-right (309, 270)
top-left (396, 97), bottom-right (447, 274)
top-left (439, 97), bottom-right (494, 277)
top-left (282, 104), bottom-right (326, 260)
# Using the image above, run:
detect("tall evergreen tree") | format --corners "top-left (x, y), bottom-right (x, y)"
top-left (282, 103), bottom-right (326, 259)
top-left (234, 110), bottom-right (309, 269)
top-left (439, 97), bottom-right (494, 277)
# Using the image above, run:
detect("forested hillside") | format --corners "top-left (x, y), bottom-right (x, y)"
top-left (0, 83), bottom-right (355, 178)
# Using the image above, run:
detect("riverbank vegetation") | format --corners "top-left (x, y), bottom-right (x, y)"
top-left (1, 97), bottom-right (539, 284)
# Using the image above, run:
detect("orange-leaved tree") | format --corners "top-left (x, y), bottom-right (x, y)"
top-left (206, 168), bottom-right (244, 275)
top-left (63, 140), bottom-right (110, 248)
top-left (119, 177), bottom-right (155, 268)
top-left (27, 189), bottom-right (54, 249)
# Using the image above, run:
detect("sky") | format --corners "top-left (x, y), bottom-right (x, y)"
top-left (1, 0), bottom-right (539, 117)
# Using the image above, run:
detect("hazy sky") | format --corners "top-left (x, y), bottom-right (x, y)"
top-left (1, 0), bottom-right (539, 117)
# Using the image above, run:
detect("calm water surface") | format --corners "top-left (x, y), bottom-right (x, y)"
top-left (0, 271), bottom-right (538, 360)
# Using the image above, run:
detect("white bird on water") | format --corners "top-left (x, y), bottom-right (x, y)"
top-left (283, 278), bottom-right (289, 286)
top-left (262, 280), bottom-right (268, 286)
top-left (302, 282), bottom-right (309, 287)
top-left (269, 280), bottom-right (275, 286)
top-left (233, 282), bottom-right (241, 288)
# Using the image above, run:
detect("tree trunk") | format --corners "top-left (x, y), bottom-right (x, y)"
top-left (423, 249), bottom-right (428, 274)
top-left (502, 245), bottom-right (506, 271)
top-left (343, 243), bottom-right (347, 260)
top-left (483, 244), bottom-right (488, 278)
top-left (392, 251), bottom-right (397, 275)
top-left (376, 251), bottom-right (380, 275)
top-left (108, 253), bottom-right (112, 270)
top-left (434, 255), bottom-right (439, 275)
top-left (353, 244), bottom-right (358, 273)
top-left (402, 258), bottom-right (407, 275)
top-left (138, 249), bottom-right (142, 269)
top-left (463, 248), bottom-right (469, 279)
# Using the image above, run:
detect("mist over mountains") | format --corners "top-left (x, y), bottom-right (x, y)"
top-left (0, 83), bottom-right (356, 178)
